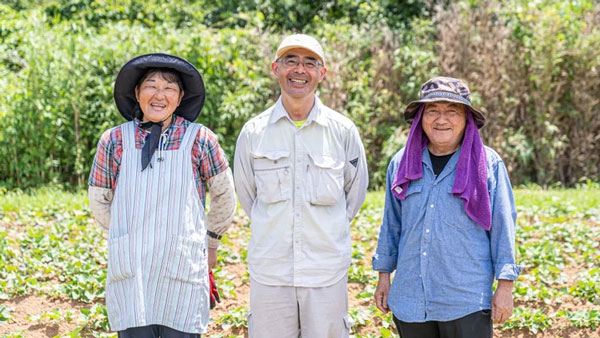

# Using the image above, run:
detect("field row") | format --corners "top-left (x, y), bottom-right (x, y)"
top-left (0, 188), bottom-right (599, 337)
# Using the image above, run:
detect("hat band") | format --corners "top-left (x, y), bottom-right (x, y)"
top-left (422, 92), bottom-right (471, 106)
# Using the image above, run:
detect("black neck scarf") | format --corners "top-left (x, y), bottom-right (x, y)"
top-left (139, 116), bottom-right (171, 171)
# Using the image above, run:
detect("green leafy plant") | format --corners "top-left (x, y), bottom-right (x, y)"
top-left (215, 306), bottom-right (248, 331)
top-left (558, 309), bottom-right (600, 330)
top-left (502, 307), bottom-right (553, 333)
top-left (0, 305), bottom-right (12, 322)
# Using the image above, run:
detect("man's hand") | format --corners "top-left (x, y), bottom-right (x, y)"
top-left (492, 279), bottom-right (514, 324)
top-left (374, 272), bottom-right (391, 314)
top-left (208, 247), bottom-right (217, 270)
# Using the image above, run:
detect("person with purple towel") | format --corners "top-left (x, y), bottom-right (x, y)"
top-left (372, 77), bottom-right (522, 338)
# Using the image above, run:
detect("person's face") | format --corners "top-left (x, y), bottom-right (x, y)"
top-left (271, 48), bottom-right (327, 100)
top-left (135, 72), bottom-right (183, 123)
top-left (422, 102), bottom-right (467, 153)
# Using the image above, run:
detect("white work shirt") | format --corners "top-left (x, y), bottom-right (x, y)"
top-left (234, 96), bottom-right (368, 287)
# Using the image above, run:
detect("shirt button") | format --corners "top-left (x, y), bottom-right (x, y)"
top-left (426, 229), bottom-right (430, 233)
top-left (430, 204), bottom-right (434, 208)
top-left (296, 213), bottom-right (300, 217)
top-left (419, 274), bottom-right (422, 278)
top-left (423, 252), bottom-right (427, 256)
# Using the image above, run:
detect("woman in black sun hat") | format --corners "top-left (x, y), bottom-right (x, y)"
top-left (88, 53), bottom-right (235, 337)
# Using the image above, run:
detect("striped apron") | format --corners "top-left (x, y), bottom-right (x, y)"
top-left (106, 121), bottom-right (209, 334)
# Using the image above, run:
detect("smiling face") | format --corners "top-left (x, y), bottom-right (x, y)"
top-left (271, 48), bottom-right (326, 102)
top-left (134, 70), bottom-right (184, 124)
top-left (422, 102), bottom-right (467, 155)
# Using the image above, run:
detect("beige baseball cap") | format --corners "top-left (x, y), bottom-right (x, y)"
top-left (274, 34), bottom-right (325, 64)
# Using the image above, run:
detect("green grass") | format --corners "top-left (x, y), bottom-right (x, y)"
top-left (0, 186), bottom-right (88, 213)
top-left (362, 190), bottom-right (385, 210)
top-left (515, 187), bottom-right (600, 213)
top-left (1, 185), bottom-right (597, 214)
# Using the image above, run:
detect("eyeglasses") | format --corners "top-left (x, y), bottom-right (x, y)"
top-left (277, 57), bottom-right (323, 70)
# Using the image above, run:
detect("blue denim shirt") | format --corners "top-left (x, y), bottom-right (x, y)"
top-left (372, 146), bottom-right (522, 322)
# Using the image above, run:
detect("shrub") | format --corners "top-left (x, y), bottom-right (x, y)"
top-left (434, 0), bottom-right (600, 186)
top-left (1, 0), bottom-right (599, 190)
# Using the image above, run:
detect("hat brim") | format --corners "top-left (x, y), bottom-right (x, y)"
top-left (274, 46), bottom-right (325, 64)
top-left (404, 98), bottom-right (486, 129)
top-left (114, 53), bottom-right (205, 122)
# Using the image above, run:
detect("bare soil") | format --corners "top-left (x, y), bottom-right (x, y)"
top-left (0, 295), bottom-right (90, 338)
top-left (2, 278), bottom-right (599, 338)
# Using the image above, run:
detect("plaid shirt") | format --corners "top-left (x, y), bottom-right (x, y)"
top-left (88, 116), bottom-right (228, 206)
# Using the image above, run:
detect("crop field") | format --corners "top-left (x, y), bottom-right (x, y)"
top-left (0, 187), bottom-right (599, 338)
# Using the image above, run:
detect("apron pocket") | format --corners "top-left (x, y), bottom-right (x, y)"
top-left (107, 234), bottom-right (134, 283)
top-left (167, 235), bottom-right (206, 284)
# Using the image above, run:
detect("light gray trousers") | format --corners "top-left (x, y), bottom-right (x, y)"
top-left (248, 275), bottom-right (353, 338)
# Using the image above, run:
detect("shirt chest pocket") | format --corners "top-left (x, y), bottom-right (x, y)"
top-left (401, 182), bottom-right (425, 227)
top-left (444, 186), bottom-right (481, 230)
top-left (252, 151), bottom-right (292, 204)
top-left (306, 154), bottom-right (344, 206)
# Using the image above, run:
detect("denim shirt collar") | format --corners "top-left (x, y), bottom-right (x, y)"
top-left (422, 146), bottom-right (462, 182)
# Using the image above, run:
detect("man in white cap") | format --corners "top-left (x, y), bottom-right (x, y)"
top-left (234, 34), bottom-right (369, 337)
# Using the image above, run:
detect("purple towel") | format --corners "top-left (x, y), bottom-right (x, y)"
top-left (391, 106), bottom-right (491, 230)
top-left (391, 105), bottom-right (428, 199)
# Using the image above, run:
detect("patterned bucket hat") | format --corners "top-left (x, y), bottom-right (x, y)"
top-left (404, 76), bottom-right (486, 128)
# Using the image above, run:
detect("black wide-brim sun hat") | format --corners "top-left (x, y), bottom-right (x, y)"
top-left (114, 53), bottom-right (205, 122)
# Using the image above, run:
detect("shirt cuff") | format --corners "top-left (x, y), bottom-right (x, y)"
top-left (496, 263), bottom-right (523, 280)
top-left (207, 236), bottom-right (221, 249)
top-left (372, 253), bottom-right (397, 273)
